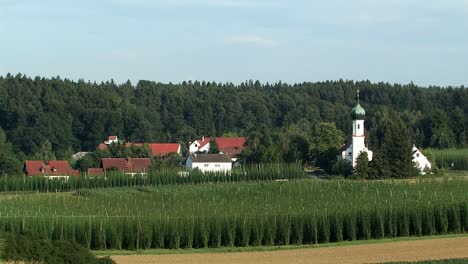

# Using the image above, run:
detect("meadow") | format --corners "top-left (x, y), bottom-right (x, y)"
top-left (0, 178), bottom-right (467, 250)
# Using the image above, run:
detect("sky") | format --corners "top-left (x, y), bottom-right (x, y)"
top-left (1, 0), bottom-right (467, 86)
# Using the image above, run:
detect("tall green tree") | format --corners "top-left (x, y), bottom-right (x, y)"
top-left (208, 137), bottom-right (220, 154)
top-left (377, 119), bottom-right (418, 178)
top-left (31, 141), bottom-right (56, 161)
top-left (353, 152), bottom-right (369, 179)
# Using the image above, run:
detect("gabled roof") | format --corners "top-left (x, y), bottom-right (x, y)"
top-left (195, 137), bottom-right (246, 153)
top-left (148, 143), bottom-right (180, 156)
top-left (48, 160), bottom-right (79, 176)
top-left (131, 143), bottom-right (180, 156)
top-left (127, 158), bottom-right (152, 172)
top-left (189, 154), bottom-right (232, 163)
top-left (24, 160), bottom-right (79, 176)
top-left (24, 161), bottom-right (45, 176)
top-left (101, 158), bottom-right (152, 172)
top-left (99, 142), bottom-right (180, 156)
top-left (102, 158), bottom-right (127, 171)
top-left (217, 137), bottom-right (247, 150)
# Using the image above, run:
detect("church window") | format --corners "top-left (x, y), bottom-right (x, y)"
top-left (358, 124), bottom-right (360, 129)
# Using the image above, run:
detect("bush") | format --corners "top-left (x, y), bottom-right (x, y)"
top-left (1, 232), bottom-right (115, 264)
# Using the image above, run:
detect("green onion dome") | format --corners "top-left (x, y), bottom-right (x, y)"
top-left (351, 103), bottom-right (366, 119)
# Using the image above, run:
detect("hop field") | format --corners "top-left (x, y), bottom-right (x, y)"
top-left (0, 179), bottom-right (467, 250)
top-left (425, 148), bottom-right (468, 170)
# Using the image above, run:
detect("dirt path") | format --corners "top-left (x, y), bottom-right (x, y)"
top-left (112, 237), bottom-right (468, 264)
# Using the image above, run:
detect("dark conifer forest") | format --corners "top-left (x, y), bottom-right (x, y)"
top-left (0, 73), bottom-right (466, 174)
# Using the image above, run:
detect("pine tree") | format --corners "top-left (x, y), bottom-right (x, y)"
top-left (208, 137), bottom-right (220, 154)
top-left (380, 119), bottom-right (418, 178)
top-left (368, 151), bottom-right (389, 179)
top-left (354, 152), bottom-right (369, 179)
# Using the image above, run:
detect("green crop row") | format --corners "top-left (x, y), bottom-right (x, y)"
top-left (0, 202), bottom-right (467, 250)
top-left (0, 163), bottom-right (305, 193)
top-left (0, 179), bottom-right (467, 250)
top-left (424, 148), bottom-right (468, 170)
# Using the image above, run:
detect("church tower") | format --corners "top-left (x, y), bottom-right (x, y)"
top-left (339, 89), bottom-right (373, 167)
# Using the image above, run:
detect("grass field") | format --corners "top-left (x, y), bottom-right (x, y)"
top-left (0, 178), bottom-right (467, 250)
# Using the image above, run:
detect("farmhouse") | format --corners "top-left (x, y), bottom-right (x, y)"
top-left (338, 90), bottom-right (373, 167)
top-left (95, 157), bottom-right (152, 176)
top-left (186, 154), bottom-right (232, 173)
top-left (98, 136), bottom-right (181, 156)
top-left (23, 160), bottom-right (79, 179)
top-left (412, 145), bottom-right (432, 174)
top-left (189, 136), bottom-right (246, 161)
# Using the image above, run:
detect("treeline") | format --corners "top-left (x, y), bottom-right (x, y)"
top-left (0, 74), bottom-right (466, 173)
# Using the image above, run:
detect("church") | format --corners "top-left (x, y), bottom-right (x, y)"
top-left (338, 90), bottom-right (373, 167)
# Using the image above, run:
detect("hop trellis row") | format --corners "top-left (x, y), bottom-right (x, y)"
top-left (0, 179), bottom-right (467, 250)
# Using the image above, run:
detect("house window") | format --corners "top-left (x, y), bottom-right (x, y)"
top-left (215, 164), bottom-right (221, 167)
top-left (204, 164), bottom-right (209, 167)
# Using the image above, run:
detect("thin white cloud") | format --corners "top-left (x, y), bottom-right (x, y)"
top-left (225, 35), bottom-right (279, 48)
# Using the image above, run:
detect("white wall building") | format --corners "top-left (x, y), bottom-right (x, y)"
top-left (338, 90), bottom-right (373, 167)
top-left (412, 145), bottom-right (432, 174)
top-left (186, 154), bottom-right (232, 173)
top-left (189, 136), bottom-right (211, 154)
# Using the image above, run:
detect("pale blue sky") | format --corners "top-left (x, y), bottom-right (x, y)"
top-left (1, 0), bottom-right (467, 86)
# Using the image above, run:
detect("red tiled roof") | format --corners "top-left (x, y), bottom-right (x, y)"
top-left (100, 158), bottom-right (151, 173)
top-left (102, 158), bottom-right (127, 171)
top-left (87, 168), bottom-right (104, 176)
top-left (99, 143), bottom-right (180, 156)
top-left (196, 137), bottom-right (246, 153)
top-left (128, 158), bottom-right (151, 172)
top-left (127, 143), bottom-right (180, 156)
top-left (24, 161), bottom-right (45, 176)
top-left (216, 137), bottom-right (246, 150)
top-left (148, 143), bottom-right (180, 156)
top-left (24, 160), bottom-right (78, 176)
top-left (48, 160), bottom-right (79, 176)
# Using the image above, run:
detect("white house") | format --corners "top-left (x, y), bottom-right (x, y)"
top-left (186, 154), bottom-right (232, 173)
top-left (189, 136), bottom-right (211, 153)
top-left (104, 135), bottom-right (119, 145)
top-left (412, 145), bottom-right (432, 174)
top-left (338, 90), bottom-right (373, 167)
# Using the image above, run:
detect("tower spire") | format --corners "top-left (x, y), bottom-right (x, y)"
top-left (356, 88), bottom-right (360, 104)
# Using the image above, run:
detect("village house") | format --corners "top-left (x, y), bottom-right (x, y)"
top-left (188, 136), bottom-right (246, 161)
top-left (412, 145), bottom-right (432, 174)
top-left (186, 154), bottom-right (233, 173)
top-left (23, 160), bottom-right (79, 179)
top-left (98, 136), bottom-right (181, 156)
top-left (88, 157), bottom-right (152, 177)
